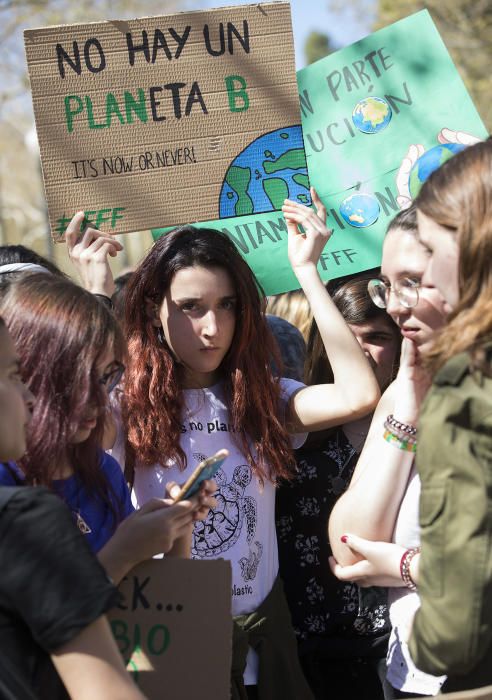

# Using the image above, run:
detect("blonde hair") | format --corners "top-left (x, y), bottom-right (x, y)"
top-left (416, 138), bottom-right (492, 374)
top-left (266, 290), bottom-right (312, 342)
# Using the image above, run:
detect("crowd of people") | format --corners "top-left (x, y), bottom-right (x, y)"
top-left (0, 137), bottom-right (492, 699)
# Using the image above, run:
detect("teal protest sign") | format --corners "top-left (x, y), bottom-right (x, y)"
top-left (153, 10), bottom-right (488, 296)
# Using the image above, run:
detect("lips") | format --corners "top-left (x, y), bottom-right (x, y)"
top-left (401, 327), bottom-right (420, 339)
top-left (79, 416), bottom-right (97, 430)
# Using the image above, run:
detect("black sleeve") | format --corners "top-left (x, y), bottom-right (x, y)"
top-left (0, 486), bottom-right (120, 653)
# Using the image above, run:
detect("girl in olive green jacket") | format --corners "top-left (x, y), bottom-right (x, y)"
top-left (409, 137), bottom-right (492, 693)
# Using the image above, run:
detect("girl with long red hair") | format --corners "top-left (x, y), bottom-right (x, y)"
top-left (66, 189), bottom-right (380, 698)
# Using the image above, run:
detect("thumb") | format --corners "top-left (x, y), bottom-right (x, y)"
top-left (165, 481), bottom-right (181, 501)
top-left (65, 211), bottom-right (86, 249)
top-left (405, 338), bottom-right (417, 367)
top-left (400, 337), bottom-right (414, 368)
top-left (329, 554), bottom-right (364, 583)
top-left (136, 497), bottom-right (170, 515)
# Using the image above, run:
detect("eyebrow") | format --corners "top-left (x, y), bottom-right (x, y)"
top-left (175, 295), bottom-right (237, 302)
top-left (380, 271), bottom-right (422, 281)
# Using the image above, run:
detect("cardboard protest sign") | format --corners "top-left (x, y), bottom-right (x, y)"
top-left (24, 3), bottom-right (303, 239)
top-left (155, 10), bottom-right (488, 296)
top-left (107, 557), bottom-right (232, 700)
top-left (406, 688), bottom-right (492, 700)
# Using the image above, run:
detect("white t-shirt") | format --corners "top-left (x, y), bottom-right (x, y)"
top-left (111, 377), bottom-right (306, 684)
top-left (386, 467), bottom-right (446, 695)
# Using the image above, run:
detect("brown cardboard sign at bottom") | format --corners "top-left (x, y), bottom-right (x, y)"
top-left (107, 558), bottom-right (232, 700)
top-left (407, 688), bottom-right (492, 700)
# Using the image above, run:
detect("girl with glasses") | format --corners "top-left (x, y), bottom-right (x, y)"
top-left (0, 313), bottom-right (150, 700)
top-left (329, 204), bottom-right (448, 698)
top-left (276, 271), bottom-right (401, 700)
top-left (0, 317), bottom-right (146, 700)
top-left (0, 274), bottom-right (216, 584)
top-left (64, 187), bottom-right (380, 699)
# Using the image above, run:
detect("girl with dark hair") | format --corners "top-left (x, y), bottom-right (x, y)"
top-left (0, 244), bottom-right (65, 277)
top-left (276, 271), bottom-right (401, 700)
top-left (65, 189), bottom-right (380, 698)
top-left (0, 274), bottom-right (215, 585)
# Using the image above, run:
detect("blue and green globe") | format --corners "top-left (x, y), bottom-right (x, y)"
top-left (352, 97), bottom-right (392, 134)
top-left (219, 126), bottom-right (310, 217)
top-left (408, 143), bottom-right (467, 198)
top-left (339, 193), bottom-right (380, 228)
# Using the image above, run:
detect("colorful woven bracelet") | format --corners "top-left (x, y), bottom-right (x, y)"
top-left (383, 421), bottom-right (418, 444)
top-left (400, 547), bottom-right (421, 591)
top-left (383, 428), bottom-right (417, 452)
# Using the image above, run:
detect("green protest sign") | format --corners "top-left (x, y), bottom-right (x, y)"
top-left (153, 10), bottom-right (488, 296)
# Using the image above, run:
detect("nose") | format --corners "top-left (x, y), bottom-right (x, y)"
top-left (385, 288), bottom-right (409, 321)
top-left (202, 310), bottom-right (218, 337)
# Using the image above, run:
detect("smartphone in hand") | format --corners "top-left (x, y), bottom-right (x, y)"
top-left (172, 449), bottom-right (228, 503)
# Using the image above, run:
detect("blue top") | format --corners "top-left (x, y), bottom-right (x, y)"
top-left (0, 452), bottom-right (134, 553)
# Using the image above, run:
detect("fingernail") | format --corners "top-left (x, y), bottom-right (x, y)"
top-left (341, 535), bottom-right (348, 543)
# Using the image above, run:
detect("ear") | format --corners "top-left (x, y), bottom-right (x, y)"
top-left (144, 295), bottom-right (162, 328)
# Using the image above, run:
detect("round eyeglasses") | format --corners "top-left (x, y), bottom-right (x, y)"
top-left (368, 278), bottom-right (420, 309)
top-left (98, 361), bottom-right (125, 394)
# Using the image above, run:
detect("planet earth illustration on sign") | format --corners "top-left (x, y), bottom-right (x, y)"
top-left (219, 126), bottom-right (310, 218)
top-left (352, 97), bottom-right (392, 134)
top-left (408, 142), bottom-right (467, 198)
top-left (339, 193), bottom-right (380, 228)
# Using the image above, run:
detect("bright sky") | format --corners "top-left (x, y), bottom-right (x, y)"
top-left (198, 0), bottom-right (375, 69)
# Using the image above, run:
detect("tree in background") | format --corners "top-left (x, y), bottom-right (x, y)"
top-left (376, 0), bottom-right (492, 131)
top-left (304, 30), bottom-right (335, 65)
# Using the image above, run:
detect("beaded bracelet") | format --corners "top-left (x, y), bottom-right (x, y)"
top-left (386, 414), bottom-right (417, 436)
top-left (383, 429), bottom-right (417, 453)
top-left (400, 547), bottom-right (421, 591)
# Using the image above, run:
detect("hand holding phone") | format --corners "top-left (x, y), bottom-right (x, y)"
top-left (172, 449), bottom-right (228, 503)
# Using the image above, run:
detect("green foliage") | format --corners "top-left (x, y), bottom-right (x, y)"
top-left (376, 0), bottom-right (492, 131)
top-left (304, 30), bottom-right (334, 65)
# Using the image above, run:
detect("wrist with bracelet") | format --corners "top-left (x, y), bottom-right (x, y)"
top-left (400, 546), bottom-right (420, 591)
top-left (383, 414), bottom-right (417, 452)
